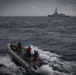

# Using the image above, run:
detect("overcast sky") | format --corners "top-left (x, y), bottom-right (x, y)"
top-left (0, 0), bottom-right (76, 16)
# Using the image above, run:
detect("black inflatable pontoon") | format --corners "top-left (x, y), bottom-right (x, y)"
top-left (6, 43), bottom-right (41, 70)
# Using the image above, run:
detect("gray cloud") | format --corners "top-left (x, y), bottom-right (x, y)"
top-left (0, 0), bottom-right (76, 16)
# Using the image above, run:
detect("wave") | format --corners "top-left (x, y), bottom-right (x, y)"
top-left (0, 45), bottom-right (76, 75)
top-left (0, 54), bottom-right (26, 75)
top-left (31, 45), bottom-right (76, 75)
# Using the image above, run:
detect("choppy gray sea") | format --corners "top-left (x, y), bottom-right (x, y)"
top-left (0, 17), bottom-right (76, 75)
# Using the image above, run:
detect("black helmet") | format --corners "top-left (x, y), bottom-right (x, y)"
top-left (34, 50), bottom-right (36, 52)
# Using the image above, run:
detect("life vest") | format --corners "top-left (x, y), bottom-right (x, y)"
top-left (34, 51), bottom-right (39, 58)
top-left (27, 47), bottom-right (31, 53)
top-left (17, 42), bottom-right (21, 47)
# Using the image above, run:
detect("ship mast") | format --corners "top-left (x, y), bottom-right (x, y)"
top-left (55, 8), bottom-right (58, 14)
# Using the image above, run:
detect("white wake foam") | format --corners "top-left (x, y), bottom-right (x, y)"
top-left (30, 45), bottom-right (76, 75)
top-left (0, 54), bottom-right (25, 75)
top-left (0, 45), bottom-right (76, 75)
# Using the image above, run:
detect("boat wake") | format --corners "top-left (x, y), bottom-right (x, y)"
top-left (0, 45), bottom-right (76, 75)
top-left (31, 45), bottom-right (76, 75)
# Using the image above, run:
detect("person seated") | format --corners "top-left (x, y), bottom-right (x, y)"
top-left (16, 42), bottom-right (21, 52)
top-left (25, 45), bottom-right (32, 61)
top-left (33, 50), bottom-right (39, 61)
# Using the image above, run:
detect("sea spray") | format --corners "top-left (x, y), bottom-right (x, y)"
top-left (30, 45), bottom-right (76, 75)
top-left (0, 45), bottom-right (76, 75)
top-left (0, 54), bottom-right (25, 75)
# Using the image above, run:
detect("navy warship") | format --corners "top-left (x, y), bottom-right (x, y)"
top-left (48, 8), bottom-right (70, 17)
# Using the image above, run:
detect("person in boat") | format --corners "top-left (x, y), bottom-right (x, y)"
top-left (25, 45), bottom-right (32, 61)
top-left (16, 42), bottom-right (21, 52)
top-left (33, 50), bottom-right (39, 61)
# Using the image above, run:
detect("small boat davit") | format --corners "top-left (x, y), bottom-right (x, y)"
top-left (6, 43), bottom-right (42, 71)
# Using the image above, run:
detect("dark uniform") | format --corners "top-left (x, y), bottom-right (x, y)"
top-left (33, 50), bottom-right (39, 61)
top-left (16, 42), bottom-right (21, 51)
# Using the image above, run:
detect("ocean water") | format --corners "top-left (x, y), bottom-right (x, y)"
top-left (0, 17), bottom-right (76, 75)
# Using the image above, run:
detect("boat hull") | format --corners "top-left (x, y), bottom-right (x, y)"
top-left (6, 43), bottom-right (41, 70)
